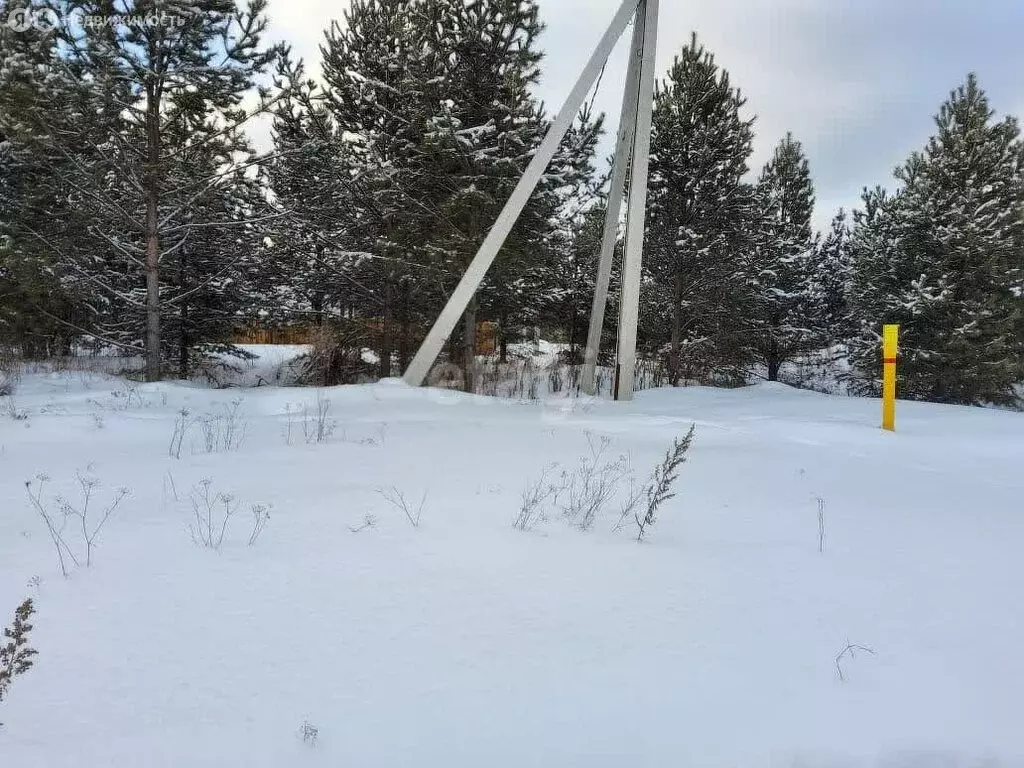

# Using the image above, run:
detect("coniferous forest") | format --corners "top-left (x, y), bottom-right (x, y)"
top-left (2, 0), bottom-right (1022, 407)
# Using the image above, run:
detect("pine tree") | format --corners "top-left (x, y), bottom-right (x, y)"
top-left (1, 0), bottom-right (280, 380)
top-left (0, 139), bottom-right (83, 356)
top-left (539, 206), bottom-right (604, 359)
top-left (162, 156), bottom-right (265, 380)
top-left (319, 0), bottom-right (561, 388)
top-left (320, 0), bottom-right (432, 378)
top-left (644, 33), bottom-right (757, 385)
top-left (264, 52), bottom-right (355, 333)
top-left (417, 0), bottom-right (550, 390)
top-left (0, 6), bottom-right (82, 356)
top-left (848, 74), bottom-right (1024, 406)
top-left (522, 107), bottom-right (605, 362)
top-left (809, 209), bottom-right (855, 347)
top-left (751, 133), bottom-right (817, 381)
top-left (310, 0), bottom-right (608, 388)
top-left (847, 186), bottom-right (903, 387)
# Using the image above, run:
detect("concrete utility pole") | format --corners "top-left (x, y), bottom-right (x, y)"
top-left (404, 0), bottom-right (660, 402)
top-left (611, 0), bottom-right (659, 401)
top-left (580, 10), bottom-right (645, 396)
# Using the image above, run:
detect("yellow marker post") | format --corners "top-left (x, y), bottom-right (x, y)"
top-left (882, 324), bottom-right (898, 431)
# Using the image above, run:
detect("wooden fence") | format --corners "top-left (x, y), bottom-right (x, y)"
top-left (232, 320), bottom-right (499, 355)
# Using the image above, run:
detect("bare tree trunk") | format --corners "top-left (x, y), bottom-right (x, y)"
top-left (670, 271), bottom-right (683, 386)
top-left (379, 277), bottom-right (393, 379)
top-left (398, 283), bottom-right (411, 374)
top-left (445, 329), bottom-right (460, 368)
top-left (178, 245), bottom-right (188, 379)
top-left (178, 307), bottom-right (189, 379)
top-left (766, 310), bottom-right (781, 381)
top-left (462, 296), bottom-right (477, 393)
top-left (568, 307), bottom-right (578, 361)
top-left (499, 313), bottom-right (508, 364)
top-left (312, 245), bottom-right (325, 326)
top-left (767, 332), bottom-right (780, 381)
top-left (144, 180), bottom-right (161, 380)
top-left (143, 81), bottom-right (162, 382)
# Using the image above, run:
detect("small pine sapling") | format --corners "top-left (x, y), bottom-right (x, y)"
top-left (0, 598), bottom-right (38, 726)
top-left (636, 425), bottom-right (695, 542)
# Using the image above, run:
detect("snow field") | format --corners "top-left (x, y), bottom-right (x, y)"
top-left (1, 371), bottom-right (1023, 767)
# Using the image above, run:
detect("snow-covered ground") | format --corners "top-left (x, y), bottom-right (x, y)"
top-left (216, 343), bottom-right (311, 387)
top-left (2, 368), bottom-right (1023, 767)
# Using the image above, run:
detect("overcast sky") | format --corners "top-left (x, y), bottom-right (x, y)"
top-left (261, 0), bottom-right (1024, 234)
